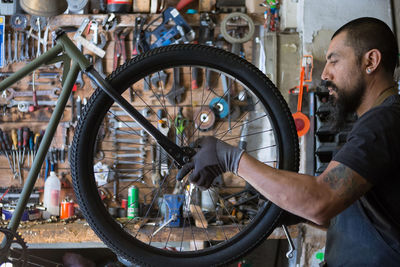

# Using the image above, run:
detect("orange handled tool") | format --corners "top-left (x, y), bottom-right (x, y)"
top-left (292, 66), bottom-right (310, 137)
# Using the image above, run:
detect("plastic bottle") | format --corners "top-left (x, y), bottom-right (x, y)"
top-left (43, 171), bottom-right (61, 219)
top-left (107, 0), bottom-right (132, 13)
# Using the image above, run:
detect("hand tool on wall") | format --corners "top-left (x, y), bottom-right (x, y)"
top-left (113, 27), bottom-right (123, 70)
top-left (145, 7), bottom-right (195, 49)
top-left (194, 13), bottom-right (216, 90)
top-left (74, 17), bottom-right (106, 58)
top-left (11, 129), bottom-right (21, 183)
top-left (0, 16), bottom-right (5, 68)
top-left (33, 131), bottom-right (43, 160)
top-left (19, 32), bottom-right (25, 62)
top-left (102, 13), bottom-right (117, 31)
top-left (174, 107), bottom-right (186, 147)
top-left (76, 95), bottom-right (82, 120)
top-left (194, 106), bottom-right (216, 132)
top-left (165, 68), bottom-right (186, 105)
top-left (94, 33), bottom-right (107, 78)
top-left (13, 31), bottom-right (18, 62)
top-left (120, 28), bottom-right (131, 62)
top-left (172, 108), bottom-right (187, 194)
top-left (22, 127), bottom-right (29, 166)
top-left (17, 128), bottom-right (21, 163)
top-left (75, 42), bottom-right (85, 88)
top-left (220, 12), bottom-right (255, 44)
top-left (176, 0), bottom-right (195, 10)
top-left (29, 131), bottom-right (34, 166)
top-left (30, 16), bottom-right (47, 57)
top-left (157, 109), bottom-right (170, 178)
top-left (150, 71), bottom-right (167, 90)
top-left (292, 64), bottom-right (310, 137)
top-left (0, 129), bottom-right (15, 179)
top-left (3, 131), bottom-right (15, 178)
top-left (11, 14), bottom-right (28, 63)
top-left (7, 31), bottom-right (12, 65)
top-left (151, 143), bottom-right (161, 186)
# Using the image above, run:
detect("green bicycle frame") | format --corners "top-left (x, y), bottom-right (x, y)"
top-left (0, 34), bottom-right (91, 233)
top-left (0, 31), bottom-right (191, 242)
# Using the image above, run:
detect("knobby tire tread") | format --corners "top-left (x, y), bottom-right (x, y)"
top-left (70, 44), bottom-right (299, 267)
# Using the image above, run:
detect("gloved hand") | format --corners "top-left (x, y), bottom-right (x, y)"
top-left (176, 136), bottom-right (244, 189)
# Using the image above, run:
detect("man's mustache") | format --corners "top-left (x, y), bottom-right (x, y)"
top-left (320, 80), bottom-right (338, 92)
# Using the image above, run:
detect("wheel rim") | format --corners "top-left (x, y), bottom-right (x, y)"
top-left (73, 53), bottom-right (291, 264)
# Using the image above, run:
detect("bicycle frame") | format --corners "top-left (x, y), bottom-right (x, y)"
top-left (0, 30), bottom-right (190, 245)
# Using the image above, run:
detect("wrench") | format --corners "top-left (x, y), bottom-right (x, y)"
top-left (113, 129), bottom-right (145, 136)
top-left (7, 99), bottom-right (58, 112)
top-left (108, 108), bottom-right (151, 118)
top-left (7, 32), bottom-right (12, 64)
top-left (3, 88), bottom-right (60, 101)
top-left (94, 33), bottom-right (107, 78)
top-left (35, 17), bottom-right (42, 57)
top-left (114, 160), bottom-right (145, 165)
top-left (282, 224), bottom-right (296, 259)
top-left (113, 152), bottom-right (146, 158)
top-left (13, 31), bottom-right (18, 62)
top-left (75, 42), bottom-right (85, 88)
top-left (113, 138), bottom-right (147, 144)
top-left (111, 120), bottom-right (141, 129)
top-left (43, 25), bottom-right (49, 53)
top-left (25, 33), bottom-right (29, 60)
top-left (19, 32), bottom-right (25, 62)
top-left (151, 143), bottom-right (161, 186)
top-left (157, 109), bottom-right (170, 177)
top-left (27, 81), bottom-right (55, 86)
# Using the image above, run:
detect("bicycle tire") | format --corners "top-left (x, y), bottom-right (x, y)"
top-left (71, 44), bottom-right (299, 266)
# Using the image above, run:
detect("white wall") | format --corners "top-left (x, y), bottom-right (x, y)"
top-left (300, 0), bottom-right (393, 52)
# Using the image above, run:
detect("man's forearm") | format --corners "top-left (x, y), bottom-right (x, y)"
top-left (237, 152), bottom-right (332, 225)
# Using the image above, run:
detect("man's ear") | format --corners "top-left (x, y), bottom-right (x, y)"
top-left (364, 49), bottom-right (381, 74)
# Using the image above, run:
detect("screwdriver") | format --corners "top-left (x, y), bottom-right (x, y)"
top-left (0, 129), bottom-right (14, 178)
top-left (34, 131), bottom-right (45, 178)
top-left (11, 129), bottom-right (22, 183)
top-left (34, 132), bottom-right (41, 159)
top-left (29, 131), bottom-right (34, 166)
top-left (3, 131), bottom-right (15, 176)
top-left (17, 128), bottom-right (22, 165)
top-left (22, 127), bottom-right (29, 166)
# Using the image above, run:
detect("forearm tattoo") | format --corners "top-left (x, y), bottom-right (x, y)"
top-left (323, 164), bottom-right (368, 202)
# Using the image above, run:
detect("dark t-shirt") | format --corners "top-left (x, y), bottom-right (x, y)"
top-left (329, 94), bottom-right (400, 261)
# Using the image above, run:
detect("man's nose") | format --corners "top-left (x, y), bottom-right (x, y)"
top-left (321, 63), bottom-right (331, 81)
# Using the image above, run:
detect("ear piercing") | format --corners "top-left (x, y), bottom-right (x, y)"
top-left (366, 68), bottom-right (372, 74)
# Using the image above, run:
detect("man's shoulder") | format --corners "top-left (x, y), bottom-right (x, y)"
top-left (357, 95), bottom-right (400, 127)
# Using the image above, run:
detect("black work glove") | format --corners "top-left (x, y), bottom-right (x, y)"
top-left (176, 136), bottom-right (244, 189)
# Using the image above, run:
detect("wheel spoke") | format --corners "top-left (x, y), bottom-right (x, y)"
top-left (71, 45), bottom-right (298, 265)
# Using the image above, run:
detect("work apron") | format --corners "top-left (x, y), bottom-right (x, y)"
top-left (324, 200), bottom-right (400, 266)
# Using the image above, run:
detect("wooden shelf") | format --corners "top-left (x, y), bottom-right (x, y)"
top-left (49, 13), bottom-right (265, 28)
top-left (17, 219), bottom-right (298, 244)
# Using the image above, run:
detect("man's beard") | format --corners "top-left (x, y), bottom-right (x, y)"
top-left (325, 77), bottom-right (365, 131)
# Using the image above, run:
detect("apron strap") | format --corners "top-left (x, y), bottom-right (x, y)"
top-left (372, 85), bottom-right (398, 108)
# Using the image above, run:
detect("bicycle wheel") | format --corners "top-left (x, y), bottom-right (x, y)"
top-left (71, 44), bottom-right (299, 266)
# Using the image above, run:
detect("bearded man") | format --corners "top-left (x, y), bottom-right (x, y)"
top-left (178, 17), bottom-right (400, 266)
